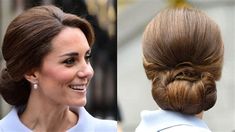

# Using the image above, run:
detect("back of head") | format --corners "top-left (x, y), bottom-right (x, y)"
top-left (0, 5), bottom-right (94, 106)
top-left (142, 7), bottom-right (224, 114)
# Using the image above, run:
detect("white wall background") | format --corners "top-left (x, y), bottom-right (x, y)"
top-left (118, 0), bottom-right (235, 132)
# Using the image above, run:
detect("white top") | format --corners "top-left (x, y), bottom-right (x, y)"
top-left (136, 109), bottom-right (211, 132)
top-left (0, 107), bottom-right (117, 132)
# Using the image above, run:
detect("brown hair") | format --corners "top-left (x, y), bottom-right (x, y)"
top-left (143, 7), bottom-right (224, 114)
top-left (0, 5), bottom-right (95, 106)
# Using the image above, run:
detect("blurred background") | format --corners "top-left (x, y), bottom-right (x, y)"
top-left (0, 0), bottom-right (118, 121)
top-left (118, 0), bottom-right (235, 132)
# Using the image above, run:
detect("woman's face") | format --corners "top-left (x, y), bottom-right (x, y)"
top-left (35, 27), bottom-right (93, 107)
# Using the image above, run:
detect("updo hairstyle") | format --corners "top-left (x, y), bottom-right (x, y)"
top-left (0, 5), bottom-right (95, 106)
top-left (143, 7), bottom-right (224, 114)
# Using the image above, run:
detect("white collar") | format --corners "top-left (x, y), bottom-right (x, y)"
top-left (138, 109), bottom-right (210, 131)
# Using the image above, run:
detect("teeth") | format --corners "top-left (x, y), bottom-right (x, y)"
top-left (69, 84), bottom-right (86, 90)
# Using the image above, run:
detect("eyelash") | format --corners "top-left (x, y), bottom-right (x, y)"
top-left (63, 57), bottom-right (75, 66)
top-left (62, 54), bottom-right (92, 67)
top-left (85, 54), bottom-right (92, 62)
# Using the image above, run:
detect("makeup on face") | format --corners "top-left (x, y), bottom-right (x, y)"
top-left (35, 27), bottom-right (93, 107)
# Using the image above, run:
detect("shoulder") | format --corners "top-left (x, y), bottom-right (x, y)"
top-left (0, 108), bottom-right (16, 130)
top-left (92, 117), bottom-right (117, 132)
top-left (0, 108), bottom-right (31, 132)
top-left (69, 107), bottom-right (117, 132)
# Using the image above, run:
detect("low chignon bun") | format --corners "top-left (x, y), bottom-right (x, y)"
top-left (0, 68), bottom-right (30, 106)
top-left (147, 63), bottom-right (216, 114)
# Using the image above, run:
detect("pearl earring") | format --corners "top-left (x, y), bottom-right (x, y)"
top-left (33, 83), bottom-right (38, 90)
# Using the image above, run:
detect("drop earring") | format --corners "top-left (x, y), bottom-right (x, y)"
top-left (33, 83), bottom-right (38, 90)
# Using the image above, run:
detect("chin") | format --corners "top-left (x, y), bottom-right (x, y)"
top-left (69, 98), bottom-right (87, 107)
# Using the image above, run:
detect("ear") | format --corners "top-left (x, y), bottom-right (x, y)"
top-left (24, 69), bottom-right (39, 84)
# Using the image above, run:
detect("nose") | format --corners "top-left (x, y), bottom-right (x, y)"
top-left (77, 60), bottom-right (94, 79)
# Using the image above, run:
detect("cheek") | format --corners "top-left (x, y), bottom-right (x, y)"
top-left (42, 67), bottom-right (75, 83)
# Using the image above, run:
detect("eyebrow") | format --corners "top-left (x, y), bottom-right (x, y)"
top-left (59, 52), bottom-right (79, 57)
top-left (59, 49), bottom-right (91, 57)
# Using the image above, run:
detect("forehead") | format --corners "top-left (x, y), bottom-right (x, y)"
top-left (49, 27), bottom-right (90, 54)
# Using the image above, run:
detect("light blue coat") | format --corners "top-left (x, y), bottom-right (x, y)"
top-left (0, 107), bottom-right (117, 132)
top-left (136, 109), bottom-right (211, 132)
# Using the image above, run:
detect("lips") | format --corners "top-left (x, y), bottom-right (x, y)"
top-left (69, 84), bottom-right (87, 92)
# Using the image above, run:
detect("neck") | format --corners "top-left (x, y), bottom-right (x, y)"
top-left (20, 89), bottom-right (78, 132)
top-left (195, 111), bottom-right (203, 119)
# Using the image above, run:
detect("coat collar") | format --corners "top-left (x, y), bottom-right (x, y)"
top-left (0, 107), bottom-right (94, 132)
top-left (137, 109), bottom-right (210, 131)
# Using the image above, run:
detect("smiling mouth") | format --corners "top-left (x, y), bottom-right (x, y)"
top-left (69, 84), bottom-right (87, 91)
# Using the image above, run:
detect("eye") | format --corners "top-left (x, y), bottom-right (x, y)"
top-left (62, 57), bottom-right (75, 66)
top-left (85, 53), bottom-right (92, 63)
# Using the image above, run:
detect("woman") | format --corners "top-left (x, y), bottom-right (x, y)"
top-left (0, 5), bottom-right (116, 132)
top-left (136, 7), bottom-right (224, 132)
